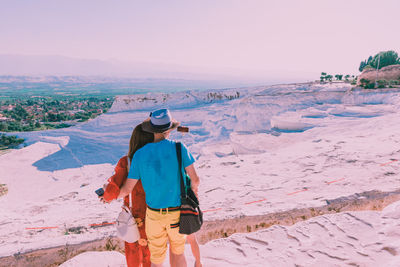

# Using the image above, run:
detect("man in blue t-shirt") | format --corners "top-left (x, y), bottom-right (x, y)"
top-left (119, 108), bottom-right (200, 267)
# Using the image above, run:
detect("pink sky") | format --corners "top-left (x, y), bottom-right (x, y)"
top-left (0, 0), bottom-right (399, 80)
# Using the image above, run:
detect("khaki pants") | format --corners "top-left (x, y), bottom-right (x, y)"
top-left (145, 208), bottom-right (186, 264)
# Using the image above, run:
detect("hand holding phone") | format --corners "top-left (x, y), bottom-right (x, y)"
top-left (177, 126), bottom-right (189, 133)
top-left (95, 188), bottom-right (104, 197)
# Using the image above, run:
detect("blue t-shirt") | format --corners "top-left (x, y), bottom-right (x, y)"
top-left (127, 139), bottom-right (195, 209)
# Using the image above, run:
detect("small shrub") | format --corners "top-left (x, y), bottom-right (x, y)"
top-left (246, 225), bottom-right (252, 232)
top-left (389, 80), bottom-right (399, 86)
top-left (0, 184), bottom-right (8, 197)
top-left (365, 83), bottom-right (375, 89)
top-left (66, 226), bottom-right (85, 235)
top-left (105, 238), bottom-right (118, 251)
top-left (310, 207), bottom-right (317, 216)
top-left (58, 246), bottom-right (70, 262)
top-left (359, 78), bottom-right (370, 87)
top-left (377, 80), bottom-right (388, 88)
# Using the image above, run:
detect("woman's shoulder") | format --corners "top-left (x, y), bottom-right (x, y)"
top-left (116, 155), bottom-right (129, 168)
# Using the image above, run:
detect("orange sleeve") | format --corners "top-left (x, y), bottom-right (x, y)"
top-left (103, 156), bottom-right (128, 202)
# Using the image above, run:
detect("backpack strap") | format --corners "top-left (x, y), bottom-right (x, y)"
top-left (175, 142), bottom-right (187, 199)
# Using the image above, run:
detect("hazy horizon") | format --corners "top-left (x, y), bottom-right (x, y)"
top-left (0, 54), bottom-right (318, 84)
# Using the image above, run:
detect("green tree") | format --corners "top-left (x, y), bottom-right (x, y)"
top-left (0, 123), bottom-right (7, 131)
top-left (359, 60), bottom-right (367, 72)
top-left (9, 105), bottom-right (29, 121)
top-left (320, 72), bottom-right (327, 82)
top-left (0, 134), bottom-right (24, 148)
top-left (325, 75), bottom-right (333, 82)
top-left (335, 74), bottom-right (343, 81)
top-left (369, 50), bottom-right (400, 69)
top-left (359, 51), bottom-right (399, 72)
top-left (359, 56), bottom-right (375, 72)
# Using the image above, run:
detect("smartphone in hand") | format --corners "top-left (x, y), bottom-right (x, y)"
top-left (95, 188), bottom-right (104, 197)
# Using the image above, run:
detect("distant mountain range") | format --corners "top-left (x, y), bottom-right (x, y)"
top-left (0, 54), bottom-right (210, 79)
top-left (0, 54), bottom-right (315, 84)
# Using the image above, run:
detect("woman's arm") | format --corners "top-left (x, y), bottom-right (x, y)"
top-left (102, 157), bottom-right (128, 202)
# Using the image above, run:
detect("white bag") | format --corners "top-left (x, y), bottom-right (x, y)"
top-left (116, 205), bottom-right (140, 243)
top-left (115, 156), bottom-right (140, 243)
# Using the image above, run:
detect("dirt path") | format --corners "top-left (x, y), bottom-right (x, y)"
top-left (1, 189), bottom-right (400, 267)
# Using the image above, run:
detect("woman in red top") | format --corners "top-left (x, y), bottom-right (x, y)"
top-left (102, 124), bottom-right (154, 267)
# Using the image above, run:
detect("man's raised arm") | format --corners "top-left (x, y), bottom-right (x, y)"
top-left (118, 179), bottom-right (138, 199)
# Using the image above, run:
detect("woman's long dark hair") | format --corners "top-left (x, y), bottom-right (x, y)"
top-left (128, 124), bottom-right (154, 161)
